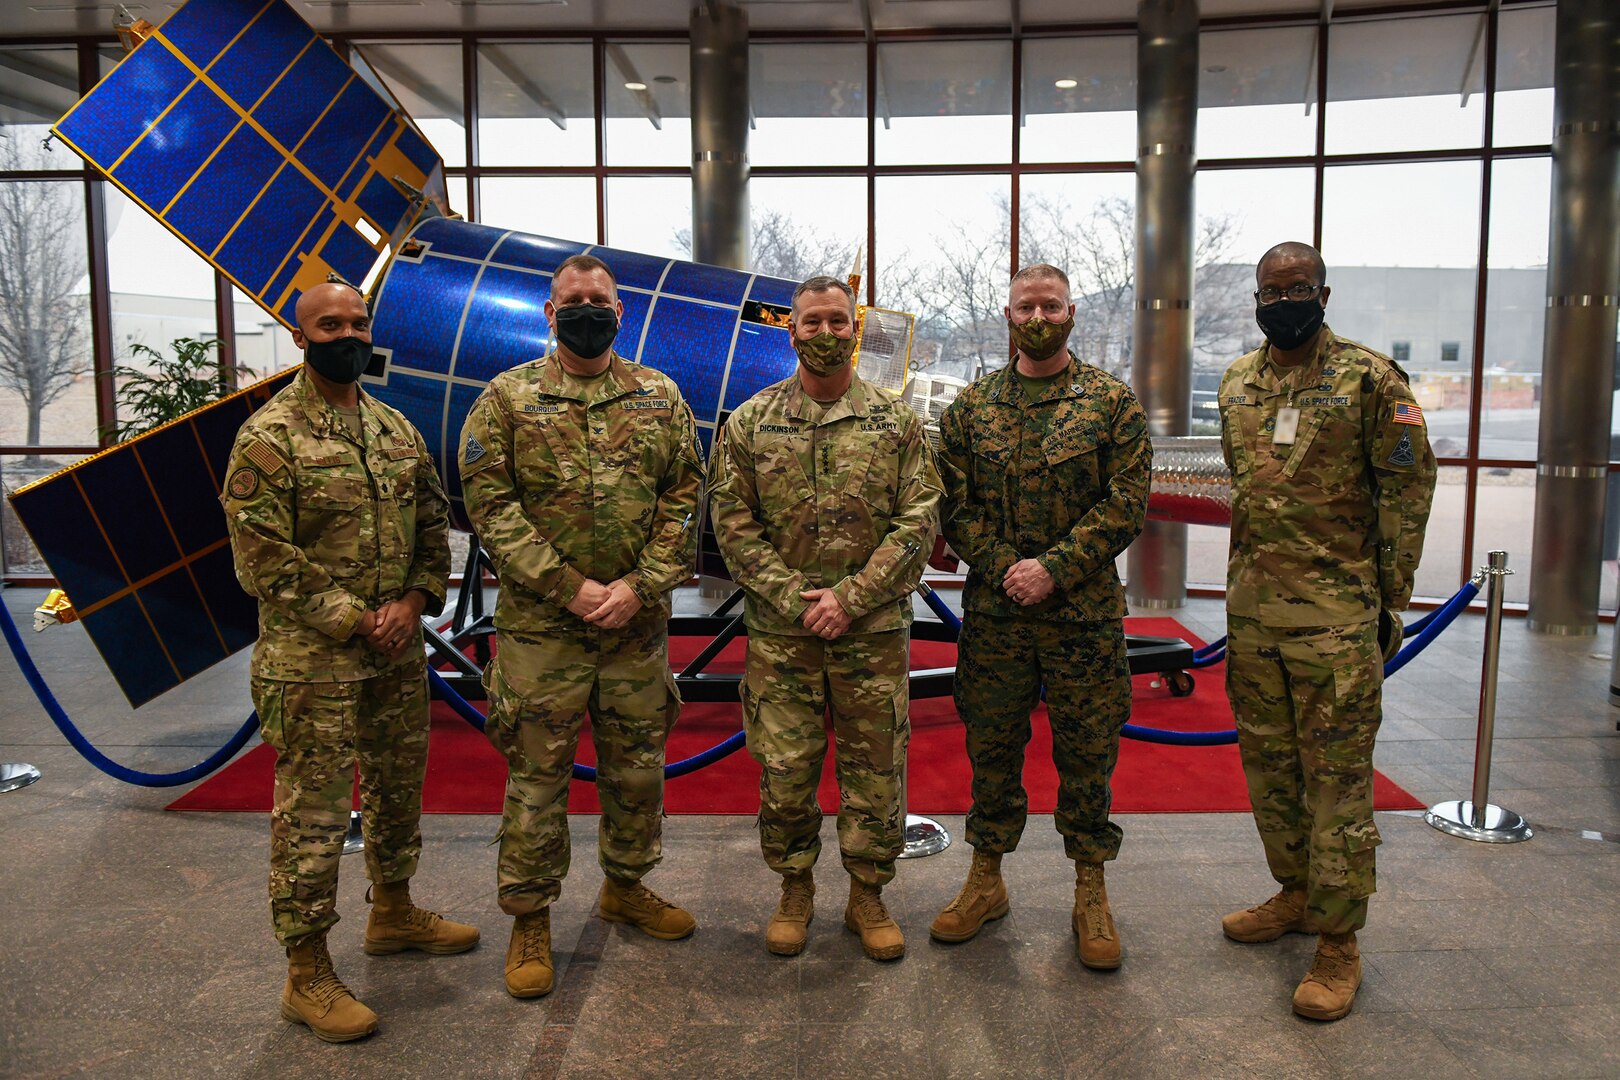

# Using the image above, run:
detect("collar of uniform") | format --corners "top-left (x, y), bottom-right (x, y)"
top-left (1250, 326), bottom-right (1338, 394)
top-left (533, 350), bottom-right (637, 406)
top-left (986, 351), bottom-right (1080, 407)
top-left (786, 373), bottom-right (869, 425)
top-left (294, 368), bottom-right (373, 443)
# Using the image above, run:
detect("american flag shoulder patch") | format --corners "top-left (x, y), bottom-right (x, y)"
top-left (243, 439), bottom-right (287, 475)
top-left (1393, 402), bottom-right (1424, 426)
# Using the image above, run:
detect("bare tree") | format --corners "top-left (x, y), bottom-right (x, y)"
top-left (674, 207), bottom-right (858, 283)
top-left (0, 137), bottom-right (89, 450)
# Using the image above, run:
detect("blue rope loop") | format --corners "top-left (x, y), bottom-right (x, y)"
top-left (425, 666), bottom-right (747, 781)
top-left (0, 598), bottom-right (259, 787)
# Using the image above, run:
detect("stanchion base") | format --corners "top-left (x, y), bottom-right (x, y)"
top-left (0, 763), bottom-right (41, 793)
top-left (1425, 800), bottom-right (1533, 843)
top-left (898, 814), bottom-right (950, 859)
top-left (341, 810), bottom-right (364, 855)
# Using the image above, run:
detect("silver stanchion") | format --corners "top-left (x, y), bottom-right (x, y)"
top-left (1425, 550), bottom-right (1533, 843)
top-left (341, 809), bottom-right (364, 855)
top-left (900, 813), bottom-right (950, 859)
top-left (0, 762), bottom-right (41, 793)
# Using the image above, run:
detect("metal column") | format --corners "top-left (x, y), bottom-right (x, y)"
top-left (689, 2), bottom-right (751, 271)
top-left (1126, 0), bottom-right (1199, 609)
top-left (1526, 0), bottom-right (1620, 636)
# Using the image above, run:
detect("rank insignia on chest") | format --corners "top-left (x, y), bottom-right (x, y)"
top-left (1262, 417), bottom-right (1276, 433)
top-left (1389, 429), bottom-right (1416, 467)
top-left (463, 431), bottom-right (487, 465)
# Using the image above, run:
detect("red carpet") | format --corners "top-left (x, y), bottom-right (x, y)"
top-left (167, 617), bottom-right (1422, 815)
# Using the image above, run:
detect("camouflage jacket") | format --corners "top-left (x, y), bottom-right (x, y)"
top-left (459, 351), bottom-right (702, 632)
top-left (221, 371), bottom-right (450, 682)
top-left (708, 374), bottom-right (942, 636)
top-left (938, 353), bottom-right (1151, 623)
top-left (1219, 327), bottom-right (1438, 627)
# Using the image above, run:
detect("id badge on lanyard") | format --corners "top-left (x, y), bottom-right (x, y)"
top-left (1273, 406), bottom-right (1300, 446)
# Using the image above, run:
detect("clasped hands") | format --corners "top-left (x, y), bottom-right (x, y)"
top-left (1003, 558), bottom-right (1055, 606)
top-left (566, 578), bottom-right (644, 630)
top-left (356, 590), bottom-right (427, 659)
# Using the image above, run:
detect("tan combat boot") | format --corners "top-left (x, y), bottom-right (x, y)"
top-left (281, 934), bottom-right (378, 1043)
top-left (363, 879), bottom-right (481, 955)
top-left (1221, 885), bottom-right (1308, 943)
top-left (1073, 862), bottom-right (1121, 970)
top-left (1293, 932), bottom-right (1362, 1021)
top-left (597, 878), bottom-right (698, 940)
top-left (765, 870), bottom-right (815, 956)
top-left (844, 879), bottom-right (905, 961)
top-left (929, 849), bottom-right (1009, 943)
top-left (505, 909), bottom-right (554, 999)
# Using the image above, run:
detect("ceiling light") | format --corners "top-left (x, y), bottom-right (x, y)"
top-left (1054, 78), bottom-right (1078, 90)
top-left (624, 81), bottom-right (648, 91)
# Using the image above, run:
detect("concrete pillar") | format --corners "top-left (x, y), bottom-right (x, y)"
top-left (689, 2), bottom-right (750, 270)
top-left (1527, 0), bottom-right (1620, 636)
top-left (1126, 0), bottom-right (1198, 609)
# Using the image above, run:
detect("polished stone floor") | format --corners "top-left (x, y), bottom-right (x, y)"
top-left (2, 587), bottom-right (1618, 1079)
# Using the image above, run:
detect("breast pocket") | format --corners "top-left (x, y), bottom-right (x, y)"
top-left (294, 471), bottom-right (368, 565)
top-left (513, 412), bottom-right (578, 496)
top-left (755, 438), bottom-right (815, 519)
top-left (1043, 425), bottom-right (1103, 491)
top-left (1287, 412), bottom-right (1362, 495)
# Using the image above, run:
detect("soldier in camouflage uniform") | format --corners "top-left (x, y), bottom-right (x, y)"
top-left (222, 282), bottom-right (479, 1045)
top-left (459, 254), bottom-right (703, 1000)
top-left (1219, 242), bottom-right (1437, 1022)
top-left (708, 275), bottom-right (941, 961)
top-left (930, 264), bottom-right (1150, 971)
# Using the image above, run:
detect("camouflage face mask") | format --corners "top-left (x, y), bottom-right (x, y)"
top-left (1009, 313), bottom-right (1074, 362)
top-left (794, 329), bottom-right (856, 377)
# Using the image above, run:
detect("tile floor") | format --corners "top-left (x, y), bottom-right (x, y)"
top-left (2, 588), bottom-right (1617, 1079)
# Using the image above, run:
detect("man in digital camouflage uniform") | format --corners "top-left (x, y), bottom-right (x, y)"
top-left (222, 281), bottom-right (478, 1044)
top-left (1219, 241), bottom-right (1436, 1021)
top-left (930, 263), bottom-right (1150, 971)
top-left (708, 274), bottom-right (941, 961)
top-left (459, 253), bottom-right (703, 1000)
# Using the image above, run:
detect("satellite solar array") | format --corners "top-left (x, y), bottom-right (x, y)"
top-left (9, 372), bottom-right (296, 706)
top-left (53, 0), bottom-right (440, 329)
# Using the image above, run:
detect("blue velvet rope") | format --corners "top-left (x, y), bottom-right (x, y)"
top-left (0, 597), bottom-right (259, 787)
top-left (1382, 579), bottom-right (1481, 678)
top-left (425, 666), bottom-right (747, 781)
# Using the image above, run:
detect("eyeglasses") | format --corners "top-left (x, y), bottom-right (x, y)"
top-left (1254, 282), bottom-right (1323, 305)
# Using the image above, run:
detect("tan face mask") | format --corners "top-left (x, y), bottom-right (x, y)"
top-left (794, 329), bottom-right (856, 376)
top-left (1009, 313), bottom-right (1074, 362)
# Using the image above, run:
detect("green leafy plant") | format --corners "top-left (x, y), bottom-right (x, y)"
top-left (103, 337), bottom-right (253, 442)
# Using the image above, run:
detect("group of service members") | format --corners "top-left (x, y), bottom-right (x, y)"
top-left (219, 239), bottom-right (1435, 1044)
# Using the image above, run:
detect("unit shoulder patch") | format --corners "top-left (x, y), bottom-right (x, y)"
top-left (1389, 429), bottom-right (1416, 467)
top-left (228, 467), bottom-right (259, 499)
top-left (463, 431), bottom-right (488, 465)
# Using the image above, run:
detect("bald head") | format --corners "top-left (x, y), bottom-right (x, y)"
top-left (1257, 242), bottom-right (1326, 287)
top-left (292, 282), bottom-right (371, 350)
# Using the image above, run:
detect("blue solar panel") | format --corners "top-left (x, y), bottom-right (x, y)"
top-left (639, 298), bottom-right (735, 422)
top-left (56, 44), bottom-right (192, 165)
top-left (298, 79), bottom-right (389, 190)
top-left (444, 382), bottom-right (485, 510)
top-left (748, 275), bottom-right (796, 308)
top-left (357, 172), bottom-right (409, 232)
top-left (453, 266), bottom-right (551, 384)
top-left (137, 422), bottom-right (221, 554)
top-left (74, 452), bottom-right (180, 584)
top-left (724, 323), bottom-right (795, 411)
top-left (618, 288), bottom-right (653, 360)
top-left (211, 0), bottom-right (311, 111)
top-left (164, 0), bottom-right (266, 73)
top-left (168, 122), bottom-right (284, 253)
top-left (80, 596), bottom-right (174, 707)
top-left (373, 254), bottom-right (482, 375)
top-left (215, 164), bottom-right (325, 292)
top-left (116, 82), bottom-right (238, 212)
top-left (192, 545), bottom-right (259, 653)
top-left (416, 217), bottom-right (503, 261)
top-left (489, 232), bottom-right (587, 275)
top-left (662, 261), bottom-right (750, 307)
top-left (591, 246), bottom-right (668, 292)
top-left (139, 571), bottom-right (221, 680)
top-left (253, 37), bottom-right (351, 150)
top-left (395, 123), bottom-right (439, 176)
top-left (322, 216), bottom-right (382, 286)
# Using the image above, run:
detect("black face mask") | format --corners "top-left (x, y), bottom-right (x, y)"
top-left (305, 336), bottom-right (372, 384)
top-left (554, 303), bottom-right (619, 360)
top-left (1254, 298), bottom-right (1326, 351)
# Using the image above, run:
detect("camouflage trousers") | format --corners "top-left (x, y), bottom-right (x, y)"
top-left (741, 629), bottom-right (910, 887)
top-left (956, 614), bottom-right (1130, 863)
top-left (484, 613), bottom-right (679, 916)
top-left (253, 661), bottom-right (430, 946)
top-left (1226, 615), bottom-right (1384, 934)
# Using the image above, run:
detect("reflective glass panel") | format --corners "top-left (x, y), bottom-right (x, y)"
top-left (1326, 13), bottom-right (1486, 154)
top-left (1481, 156), bottom-right (1549, 462)
top-left (876, 41), bottom-right (1011, 166)
top-left (1018, 172), bottom-right (1134, 379)
top-left (232, 286), bottom-right (298, 377)
top-left (1416, 465), bottom-right (1468, 601)
top-left (1198, 27), bottom-right (1318, 159)
top-left (604, 43), bottom-right (691, 167)
top-left (354, 42), bottom-right (466, 167)
top-left (1471, 466), bottom-right (1533, 605)
top-left (1494, 4), bottom-right (1554, 147)
top-left (749, 176), bottom-right (865, 283)
top-left (751, 43), bottom-right (866, 167)
top-left (479, 177), bottom-right (597, 243)
top-left (876, 174), bottom-right (1011, 382)
top-left (0, 180), bottom-right (94, 446)
top-left (476, 42), bottom-right (595, 167)
top-left (605, 176), bottom-right (691, 260)
top-left (1021, 35), bottom-right (1134, 163)
top-left (0, 47), bottom-right (81, 171)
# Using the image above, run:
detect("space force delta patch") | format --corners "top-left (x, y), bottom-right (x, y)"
top-left (463, 431), bottom-right (487, 465)
top-left (1389, 429), bottom-right (1416, 467)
